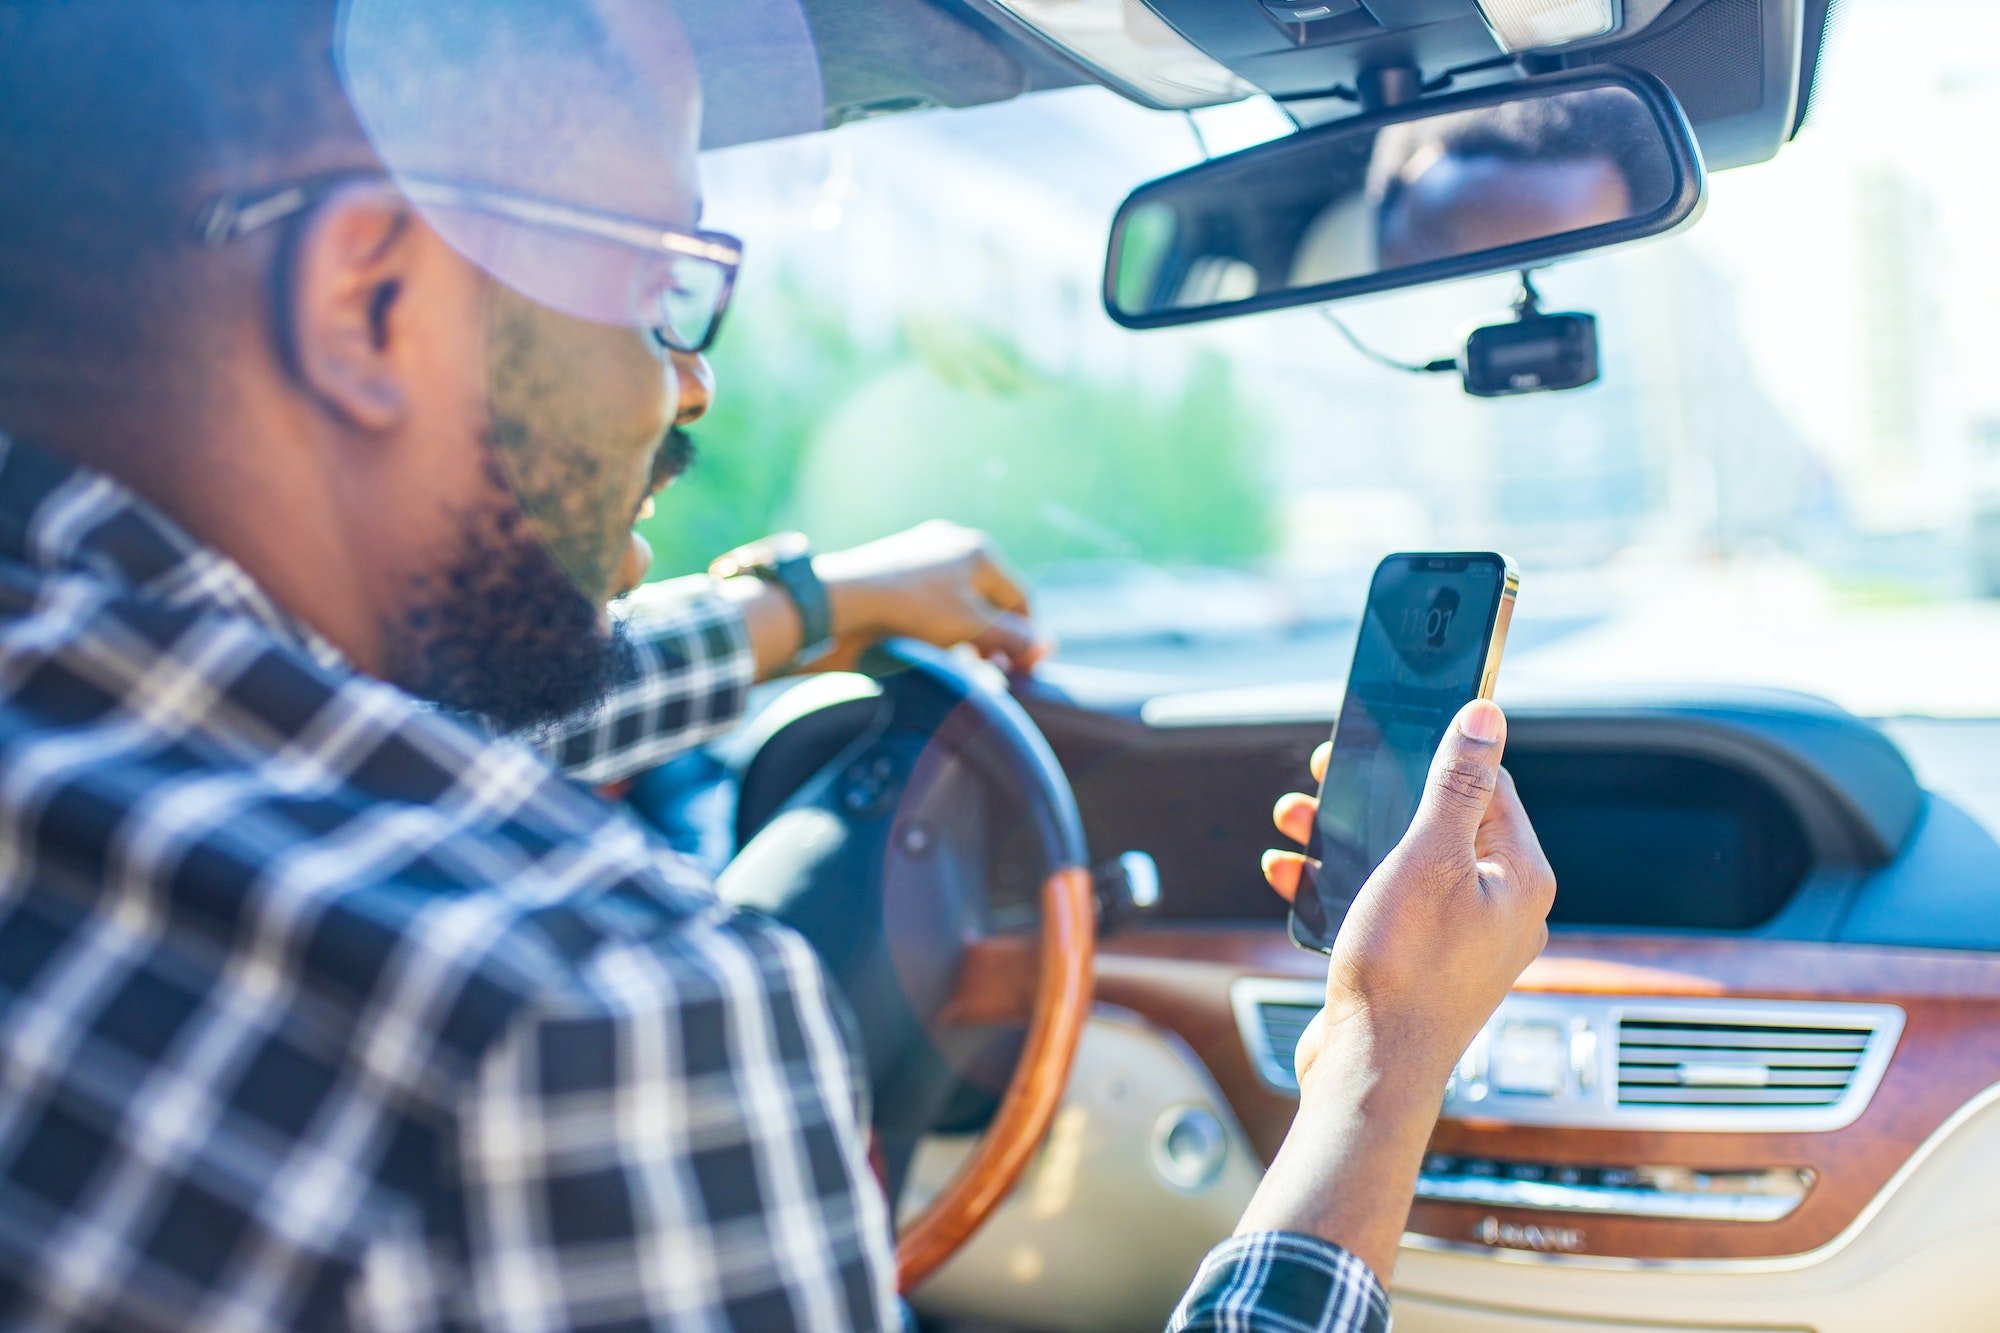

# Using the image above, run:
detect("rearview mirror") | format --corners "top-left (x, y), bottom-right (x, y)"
top-left (1104, 69), bottom-right (1704, 329)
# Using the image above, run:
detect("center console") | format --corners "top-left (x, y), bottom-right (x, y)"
top-left (1236, 980), bottom-right (1903, 1230)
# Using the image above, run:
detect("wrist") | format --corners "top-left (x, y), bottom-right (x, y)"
top-left (1295, 1003), bottom-right (1458, 1113)
top-left (1239, 1014), bottom-right (1450, 1284)
top-left (716, 574), bottom-right (803, 674)
top-left (813, 551), bottom-right (888, 641)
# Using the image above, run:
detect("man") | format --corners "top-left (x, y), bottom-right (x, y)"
top-left (1368, 86), bottom-right (1679, 269)
top-left (0, 3), bottom-right (1556, 1330)
top-left (1285, 85), bottom-right (1675, 290)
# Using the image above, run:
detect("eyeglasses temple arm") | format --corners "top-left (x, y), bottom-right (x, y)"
top-left (192, 184), bottom-right (324, 247)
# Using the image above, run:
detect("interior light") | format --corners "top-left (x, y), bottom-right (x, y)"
top-left (1475, 0), bottom-right (1620, 52)
top-left (977, 0), bottom-right (1257, 110)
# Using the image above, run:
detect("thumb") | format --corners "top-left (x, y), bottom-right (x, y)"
top-left (1409, 699), bottom-right (1507, 844)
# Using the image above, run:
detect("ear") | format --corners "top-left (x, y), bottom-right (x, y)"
top-left (284, 186), bottom-right (418, 432)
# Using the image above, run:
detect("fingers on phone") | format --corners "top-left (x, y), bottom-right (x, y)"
top-left (1273, 791), bottom-right (1317, 845)
top-left (1266, 743), bottom-right (1327, 905)
top-left (1261, 849), bottom-right (1304, 903)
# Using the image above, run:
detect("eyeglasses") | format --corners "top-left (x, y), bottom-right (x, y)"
top-left (194, 172), bottom-right (743, 354)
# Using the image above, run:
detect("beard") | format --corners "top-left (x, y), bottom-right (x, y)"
top-left (385, 294), bottom-right (699, 737)
top-left (383, 447), bottom-right (635, 738)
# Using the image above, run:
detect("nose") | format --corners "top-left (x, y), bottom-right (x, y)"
top-left (672, 349), bottom-right (713, 426)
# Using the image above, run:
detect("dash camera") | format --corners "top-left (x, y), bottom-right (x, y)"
top-left (1461, 310), bottom-right (1600, 397)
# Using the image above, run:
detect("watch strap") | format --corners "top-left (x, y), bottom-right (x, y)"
top-left (711, 534), bottom-right (835, 670)
top-left (765, 549), bottom-right (834, 666)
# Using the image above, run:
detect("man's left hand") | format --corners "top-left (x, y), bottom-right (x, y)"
top-left (810, 521), bottom-right (1052, 675)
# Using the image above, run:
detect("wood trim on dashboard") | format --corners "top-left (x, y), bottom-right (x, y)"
top-left (1088, 926), bottom-right (2000, 1262)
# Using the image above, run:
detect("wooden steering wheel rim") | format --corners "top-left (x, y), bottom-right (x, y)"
top-left (894, 865), bottom-right (1096, 1291)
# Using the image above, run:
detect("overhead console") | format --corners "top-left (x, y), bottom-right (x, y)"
top-left (966, 0), bottom-right (1824, 170)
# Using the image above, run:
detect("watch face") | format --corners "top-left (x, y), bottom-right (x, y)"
top-left (714, 532), bottom-right (810, 580)
top-left (764, 531), bottom-right (811, 562)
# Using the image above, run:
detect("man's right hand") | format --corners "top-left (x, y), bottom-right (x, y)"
top-left (1264, 698), bottom-right (1557, 1096)
top-left (1238, 699), bottom-right (1555, 1284)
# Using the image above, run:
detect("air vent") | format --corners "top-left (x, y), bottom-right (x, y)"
top-left (1249, 1000), bottom-right (1317, 1094)
top-left (1616, 1015), bottom-right (1875, 1109)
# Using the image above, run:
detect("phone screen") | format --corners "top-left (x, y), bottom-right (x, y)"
top-left (1290, 552), bottom-right (1515, 953)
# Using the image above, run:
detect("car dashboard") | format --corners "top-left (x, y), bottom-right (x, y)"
top-left (900, 670), bottom-right (2000, 1332)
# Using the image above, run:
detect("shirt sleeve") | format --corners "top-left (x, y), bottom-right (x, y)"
top-left (543, 576), bottom-right (758, 786)
top-left (1168, 1232), bottom-right (1391, 1333)
top-left (443, 910), bottom-right (900, 1332)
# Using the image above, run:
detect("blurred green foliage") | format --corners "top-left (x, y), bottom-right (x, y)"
top-left (636, 274), bottom-right (1275, 579)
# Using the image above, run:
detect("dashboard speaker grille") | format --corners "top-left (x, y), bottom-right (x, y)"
top-left (1615, 1013), bottom-right (1876, 1108)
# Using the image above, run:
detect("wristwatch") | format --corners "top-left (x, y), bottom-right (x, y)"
top-left (709, 531), bottom-right (836, 672)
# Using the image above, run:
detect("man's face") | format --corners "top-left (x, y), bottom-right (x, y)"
top-left (480, 280), bottom-right (699, 610)
top-left (377, 10), bottom-right (715, 733)
top-left (385, 288), bottom-right (707, 736)
top-left (1379, 154), bottom-right (1635, 270)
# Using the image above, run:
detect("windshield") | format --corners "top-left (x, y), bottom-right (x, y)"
top-left (642, 0), bottom-right (2000, 719)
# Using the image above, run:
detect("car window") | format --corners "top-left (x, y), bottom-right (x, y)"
top-left (641, 0), bottom-right (2000, 718)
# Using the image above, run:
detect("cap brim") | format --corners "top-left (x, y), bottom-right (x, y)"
top-left (335, 0), bottom-right (821, 326)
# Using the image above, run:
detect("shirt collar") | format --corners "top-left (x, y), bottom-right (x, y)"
top-left (0, 433), bottom-right (351, 672)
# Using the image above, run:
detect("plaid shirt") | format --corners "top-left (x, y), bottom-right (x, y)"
top-left (0, 435), bottom-right (1387, 1331)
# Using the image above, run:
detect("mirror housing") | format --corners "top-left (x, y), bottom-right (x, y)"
top-left (1103, 67), bottom-right (1705, 330)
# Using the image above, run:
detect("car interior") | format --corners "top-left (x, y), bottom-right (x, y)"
top-left (628, 0), bottom-right (2000, 1328)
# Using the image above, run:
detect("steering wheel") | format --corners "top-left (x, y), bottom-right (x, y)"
top-left (714, 640), bottom-right (1095, 1291)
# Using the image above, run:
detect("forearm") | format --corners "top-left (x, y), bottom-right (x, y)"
top-left (1235, 1025), bottom-right (1449, 1284)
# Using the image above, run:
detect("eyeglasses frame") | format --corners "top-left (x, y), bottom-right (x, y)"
top-left (194, 171), bottom-right (743, 354)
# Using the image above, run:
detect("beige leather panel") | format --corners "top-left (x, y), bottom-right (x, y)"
top-left (1393, 1297), bottom-right (1805, 1333)
top-left (1393, 1083), bottom-right (2000, 1333)
top-left (904, 1009), bottom-right (1260, 1333)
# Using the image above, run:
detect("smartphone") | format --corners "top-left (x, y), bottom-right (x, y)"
top-left (1289, 552), bottom-right (1519, 954)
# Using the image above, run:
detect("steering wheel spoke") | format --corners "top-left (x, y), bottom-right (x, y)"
top-left (723, 642), bottom-right (1095, 1292)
